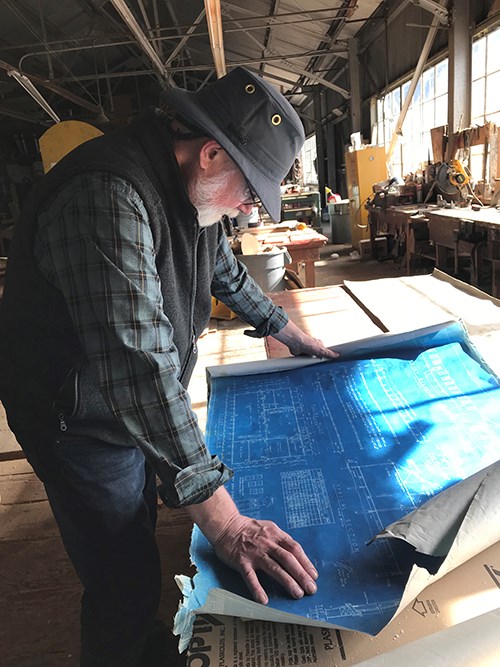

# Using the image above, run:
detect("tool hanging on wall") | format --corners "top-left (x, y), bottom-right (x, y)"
top-left (448, 159), bottom-right (470, 187)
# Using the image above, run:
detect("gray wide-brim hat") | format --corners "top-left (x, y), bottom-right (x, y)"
top-left (161, 67), bottom-right (305, 221)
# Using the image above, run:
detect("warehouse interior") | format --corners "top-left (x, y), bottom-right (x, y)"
top-left (1, 1), bottom-right (500, 665)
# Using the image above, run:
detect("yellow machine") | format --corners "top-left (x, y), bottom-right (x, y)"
top-left (345, 146), bottom-right (388, 249)
top-left (38, 120), bottom-right (103, 173)
top-left (434, 159), bottom-right (471, 201)
top-left (448, 159), bottom-right (470, 187)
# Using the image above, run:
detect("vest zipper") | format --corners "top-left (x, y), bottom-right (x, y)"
top-left (190, 229), bottom-right (202, 356)
top-left (58, 413), bottom-right (68, 432)
top-left (52, 367), bottom-right (80, 432)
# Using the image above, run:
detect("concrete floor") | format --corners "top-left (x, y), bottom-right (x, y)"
top-left (312, 242), bottom-right (407, 288)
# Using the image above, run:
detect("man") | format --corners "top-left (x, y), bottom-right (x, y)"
top-left (0, 67), bottom-right (337, 665)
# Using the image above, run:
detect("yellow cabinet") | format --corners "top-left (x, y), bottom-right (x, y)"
top-left (345, 146), bottom-right (387, 250)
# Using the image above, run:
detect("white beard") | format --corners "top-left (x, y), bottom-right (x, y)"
top-left (187, 161), bottom-right (244, 227)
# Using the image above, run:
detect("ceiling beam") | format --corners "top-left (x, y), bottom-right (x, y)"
top-left (261, 0), bottom-right (280, 73)
top-left (164, 8), bottom-right (206, 67)
top-left (137, 0), bottom-right (162, 57)
top-left (109, 0), bottom-right (175, 87)
top-left (0, 58), bottom-right (104, 113)
top-left (7, 68), bottom-right (60, 122)
top-left (51, 47), bottom-right (347, 82)
top-left (0, 102), bottom-right (51, 125)
top-left (3, 11), bottom-right (352, 56)
top-left (163, 0), bottom-right (196, 73)
top-left (289, 0), bottom-right (355, 99)
top-left (387, 0), bottom-right (447, 160)
top-left (221, 5), bottom-right (350, 98)
top-left (204, 0), bottom-right (226, 77)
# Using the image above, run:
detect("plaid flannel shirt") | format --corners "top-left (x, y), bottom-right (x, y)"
top-left (34, 172), bottom-right (288, 506)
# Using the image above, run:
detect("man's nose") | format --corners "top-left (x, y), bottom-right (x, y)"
top-left (238, 202), bottom-right (254, 215)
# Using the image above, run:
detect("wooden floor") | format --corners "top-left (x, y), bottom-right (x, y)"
top-left (0, 244), bottom-right (407, 665)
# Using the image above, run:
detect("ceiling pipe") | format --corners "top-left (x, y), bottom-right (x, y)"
top-left (109, 0), bottom-right (175, 87)
top-left (204, 0), bottom-right (226, 78)
top-left (0, 58), bottom-right (106, 114)
top-left (386, 0), bottom-right (448, 161)
top-left (51, 47), bottom-right (346, 83)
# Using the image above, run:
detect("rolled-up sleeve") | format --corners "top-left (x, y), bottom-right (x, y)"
top-left (211, 231), bottom-right (289, 337)
top-left (35, 173), bottom-right (233, 507)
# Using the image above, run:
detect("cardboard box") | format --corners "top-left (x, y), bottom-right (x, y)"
top-left (187, 540), bottom-right (500, 666)
top-left (358, 237), bottom-right (387, 260)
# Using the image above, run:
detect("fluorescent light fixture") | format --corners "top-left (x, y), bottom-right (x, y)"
top-left (7, 69), bottom-right (60, 123)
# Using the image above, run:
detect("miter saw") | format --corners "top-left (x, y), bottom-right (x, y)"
top-left (434, 159), bottom-right (471, 202)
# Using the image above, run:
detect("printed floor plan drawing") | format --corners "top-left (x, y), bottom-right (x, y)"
top-left (175, 322), bottom-right (500, 646)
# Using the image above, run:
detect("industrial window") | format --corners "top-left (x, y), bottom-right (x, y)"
top-left (302, 134), bottom-right (318, 186)
top-left (469, 25), bottom-right (500, 182)
top-left (373, 59), bottom-right (449, 178)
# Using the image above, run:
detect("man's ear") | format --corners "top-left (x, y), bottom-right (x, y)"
top-left (199, 139), bottom-right (223, 171)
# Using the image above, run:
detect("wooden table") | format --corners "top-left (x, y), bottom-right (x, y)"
top-left (426, 207), bottom-right (500, 297)
top-left (238, 227), bottom-right (328, 287)
top-left (370, 205), bottom-right (500, 297)
top-left (264, 285), bottom-right (383, 358)
top-left (4, 271), bottom-right (499, 666)
top-left (192, 271), bottom-right (500, 665)
top-left (265, 270), bottom-right (500, 375)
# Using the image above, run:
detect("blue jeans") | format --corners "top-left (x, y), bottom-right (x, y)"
top-left (15, 430), bottom-right (165, 666)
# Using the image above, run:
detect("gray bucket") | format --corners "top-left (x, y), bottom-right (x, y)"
top-left (328, 201), bottom-right (352, 244)
top-left (236, 248), bottom-right (291, 292)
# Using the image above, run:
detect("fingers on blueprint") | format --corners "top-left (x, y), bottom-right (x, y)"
top-left (214, 516), bottom-right (318, 605)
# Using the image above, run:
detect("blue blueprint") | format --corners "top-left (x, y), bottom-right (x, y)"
top-left (188, 323), bottom-right (500, 634)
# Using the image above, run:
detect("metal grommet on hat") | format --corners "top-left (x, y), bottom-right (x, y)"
top-left (245, 84), bottom-right (255, 94)
top-left (271, 114), bottom-right (282, 125)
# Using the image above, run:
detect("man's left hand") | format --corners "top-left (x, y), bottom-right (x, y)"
top-left (272, 320), bottom-right (339, 359)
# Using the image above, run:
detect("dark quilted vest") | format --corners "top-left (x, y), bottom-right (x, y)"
top-left (0, 111), bottom-right (219, 440)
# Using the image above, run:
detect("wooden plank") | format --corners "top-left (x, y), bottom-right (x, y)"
top-left (0, 473), bottom-right (46, 505)
top-left (431, 125), bottom-right (446, 163)
top-left (0, 402), bottom-right (22, 457)
top-left (0, 489), bottom-right (191, 666)
top-left (0, 500), bottom-right (61, 541)
top-left (344, 271), bottom-right (500, 376)
top-left (264, 285), bottom-right (384, 358)
top-left (0, 460), bottom-right (46, 506)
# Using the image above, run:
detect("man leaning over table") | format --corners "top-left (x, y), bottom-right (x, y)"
top-left (0, 67), bottom-right (338, 666)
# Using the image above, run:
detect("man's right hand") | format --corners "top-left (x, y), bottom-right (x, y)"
top-left (186, 486), bottom-right (318, 605)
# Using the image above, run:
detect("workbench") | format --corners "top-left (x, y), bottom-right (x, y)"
top-left (426, 207), bottom-right (500, 296)
top-left (280, 190), bottom-right (321, 225)
top-left (369, 204), bottom-right (433, 273)
top-left (370, 204), bottom-right (500, 297)
top-left (236, 226), bottom-right (328, 287)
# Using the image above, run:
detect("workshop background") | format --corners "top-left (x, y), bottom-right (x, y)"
top-left (1, 1), bottom-right (500, 665)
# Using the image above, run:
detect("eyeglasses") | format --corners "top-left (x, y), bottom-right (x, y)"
top-left (245, 181), bottom-right (260, 205)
